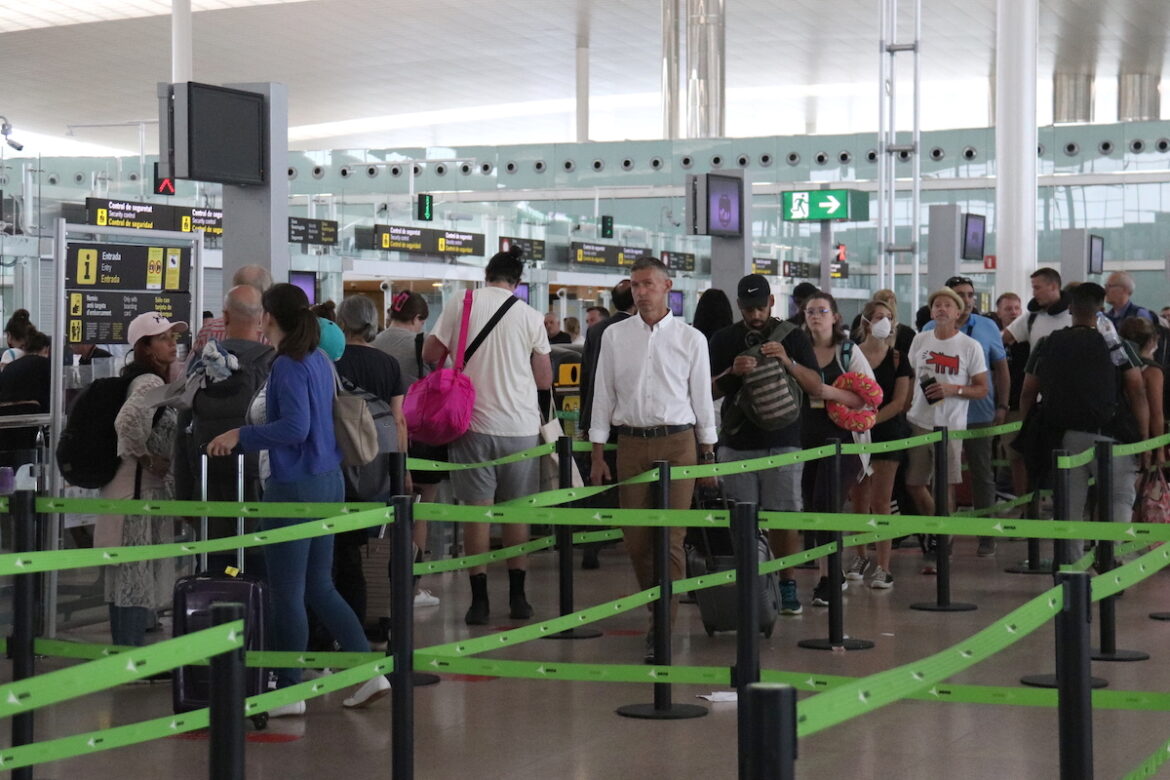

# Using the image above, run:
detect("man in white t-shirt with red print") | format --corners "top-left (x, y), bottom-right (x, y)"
top-left (905, 287), bottom-right (989, 571)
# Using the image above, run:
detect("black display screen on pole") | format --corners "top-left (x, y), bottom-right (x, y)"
top-left (961, 213), bottom-right (986, 261)
top-left (705, 174), bottom-right (743, 238)
top-left (185, 82), bottom-right (266, 185)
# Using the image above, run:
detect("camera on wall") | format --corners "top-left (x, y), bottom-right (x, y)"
top-left (379, 280), bottom-right (391, 293)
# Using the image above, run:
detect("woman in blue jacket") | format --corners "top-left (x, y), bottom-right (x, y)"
top-left (209, 283), bottom-right (389, 715)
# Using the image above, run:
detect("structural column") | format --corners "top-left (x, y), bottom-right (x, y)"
top-left (662, 0), bottom-right (681, 139)
top-left (994, 0), bottom-right (1038, 299)
top-left (1118, 74), bottom-right (1160, 121)
top-left (686, 0), bottom-right (725, 138)
top-left (171, 0), bottom-right (193, 83)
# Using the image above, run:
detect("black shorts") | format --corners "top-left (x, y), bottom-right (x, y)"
top-left (409, 440), bottom-right (449, 485)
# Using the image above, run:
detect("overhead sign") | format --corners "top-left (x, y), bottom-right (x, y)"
top-left (366, 225), bottom-right (487, 257)
top-left (782, 260), bottom-right (815, 278)
top-left (830, 261), bottom-right (849, 279)
top-left (569, 242), bottom-right (653, 268)
top-left (66, 290), bottom-right (193, 345)
top-left (662, 251), bottom-right (696, 272)
top-left (499, 236), bottom-right (546, 263)
top-left (66, 242), bottom-right (191, 292)
top-left (86, 197), bottom-right (172, 231)
top-left (781, 189), bottom-right (869, 222)
top-left (288, 217), bottom-right (339, 246)
top-left (751, 257), bottom-right (778, 275)
top-left (176, 206), bottom-right (223, 236)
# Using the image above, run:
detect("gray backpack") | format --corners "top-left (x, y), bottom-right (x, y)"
top-left (729, 320), bottom-right (803, 433)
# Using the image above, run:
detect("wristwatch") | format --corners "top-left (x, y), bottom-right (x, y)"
top-left (700, 451), bottom-right (716, 463)
top-left (957, 386), bottom-right (963, 396)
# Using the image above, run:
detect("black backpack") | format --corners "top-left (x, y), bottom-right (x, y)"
top-left (56, 376), bottom-right (134, 488)
top-left (189, 341), bottom-right (275, 484)
top-left (1035, 326), bottom-right (1117, 434)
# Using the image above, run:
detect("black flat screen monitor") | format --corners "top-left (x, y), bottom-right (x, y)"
top-left (289, 271), bottom-right (317, 305)
top-left (186, 82), bottom-right (266, 185)
top-left (706, 174), bottom-right (743, 238)
top-left (669, 290), bottom-right (684, 317)
top-left (961, 213), bottom-right (986, 261)
top-left (1089, 234), bottom-right (1105, 275)
top-left (514, 283), bottom-right (530, 304)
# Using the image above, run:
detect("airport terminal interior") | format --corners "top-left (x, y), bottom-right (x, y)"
top-left (5, 0), bottom-right (1170, 777)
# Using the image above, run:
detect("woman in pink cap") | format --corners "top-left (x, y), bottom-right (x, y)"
top-left (97, 311), bottom-right (187, 648)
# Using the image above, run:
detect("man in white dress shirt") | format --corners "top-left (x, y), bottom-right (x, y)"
top-left (590, 257), bottom-right (716, 655)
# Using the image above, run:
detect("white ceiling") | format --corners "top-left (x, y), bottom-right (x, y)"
top-left (1, 0), bottom-right (1168, 157)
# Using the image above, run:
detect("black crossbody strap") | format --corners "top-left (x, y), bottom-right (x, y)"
top-left (463, 295), bottom-right (521, 364)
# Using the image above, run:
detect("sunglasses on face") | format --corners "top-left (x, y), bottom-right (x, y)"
top-left (945, 276), bottom-right (974, 288)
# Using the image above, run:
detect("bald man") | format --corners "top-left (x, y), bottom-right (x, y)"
top-left (189, 264), bottom-right (275, 362)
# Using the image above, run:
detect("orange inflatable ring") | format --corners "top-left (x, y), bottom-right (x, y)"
top-left (826, 372), bottom-right (884, 433)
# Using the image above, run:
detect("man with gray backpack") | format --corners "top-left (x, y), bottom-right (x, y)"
top-left (708, 274), bottom-right (829, 616)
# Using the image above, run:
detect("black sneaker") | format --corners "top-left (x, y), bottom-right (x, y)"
top-left (812, 576), bottom-right (831, 607)
top-left (465, 599), bottom-right (490, 626)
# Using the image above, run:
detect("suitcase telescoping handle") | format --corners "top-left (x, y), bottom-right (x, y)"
top-left (199, 448), bottom-right (247, 574)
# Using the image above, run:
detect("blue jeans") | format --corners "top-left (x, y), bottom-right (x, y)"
top-left (263, 469), bottom-right (370, 688)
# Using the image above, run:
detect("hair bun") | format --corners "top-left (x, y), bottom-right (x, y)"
top-left (12, 309), bottom-right (29, 320)
top-left (507, 244), bottom-right (524, 261)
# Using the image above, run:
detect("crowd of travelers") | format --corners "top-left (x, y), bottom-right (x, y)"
top-left (33, 248), bottom-right (1168, 712)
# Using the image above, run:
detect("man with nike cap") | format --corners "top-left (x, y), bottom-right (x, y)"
top-left (708, 274), bottom-right (858, 616)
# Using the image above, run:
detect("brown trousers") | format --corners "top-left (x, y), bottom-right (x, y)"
top-left (616, 429), bottom-right (697, 591)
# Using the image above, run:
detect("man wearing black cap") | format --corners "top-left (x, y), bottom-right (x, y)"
top-left (709, 274), bottom-right (828, 616)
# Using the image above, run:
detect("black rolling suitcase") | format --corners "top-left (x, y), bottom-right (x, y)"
top-left (172, 452), bottom-right (269, 729)
top-left (688, 522), bottom-right (780, 639)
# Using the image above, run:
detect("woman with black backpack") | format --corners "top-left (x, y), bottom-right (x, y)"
top-left (96, 311), bottom-right (186, 648)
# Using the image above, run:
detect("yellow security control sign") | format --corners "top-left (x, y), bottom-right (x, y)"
top-left (146, 248), bottom-right (164, 290)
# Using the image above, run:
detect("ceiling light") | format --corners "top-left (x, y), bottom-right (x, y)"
top-left (0, 0), bottom-right (313, 34)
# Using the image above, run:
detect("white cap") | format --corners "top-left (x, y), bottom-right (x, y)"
top-left (126, 311), bottom-right (188, 347)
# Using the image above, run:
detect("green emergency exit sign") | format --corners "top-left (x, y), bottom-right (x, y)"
top-left (781, 189), bottom-right (869, 222)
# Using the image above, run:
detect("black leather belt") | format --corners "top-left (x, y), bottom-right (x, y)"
top-left (615, 424), bottom-right (693, 439)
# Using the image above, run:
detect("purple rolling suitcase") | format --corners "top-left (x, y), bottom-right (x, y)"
top-left (172, 453), bottom-right (269, 728)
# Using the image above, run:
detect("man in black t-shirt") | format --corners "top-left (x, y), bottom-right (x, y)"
top-left (709, 274), bottom-right (826, 616)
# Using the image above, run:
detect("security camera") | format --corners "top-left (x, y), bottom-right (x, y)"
top-left (6, 139), bottom-right (22, 152)
top-left (379, 280), bottom-right (391, 293)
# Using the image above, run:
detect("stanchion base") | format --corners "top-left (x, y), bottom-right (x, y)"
top-left (796, 637), bottom-right (875, 651)
top-left (1091, 648), bottom-right (1149, 662)
top-left (1020, 673), bottom-right (1108, 689)
top-left (542, 628), bottom-right (604, 640)
top-left (1003, 564), bottom-right (1054, 575)
top-left (910, 601), bottom-right (978, 612)
top-left (413, 672), bottom-right (441, 686)
top-left (615, 702), bottom-right (708, 720)
top-left (1149, 612), bottom-right (1170, 621)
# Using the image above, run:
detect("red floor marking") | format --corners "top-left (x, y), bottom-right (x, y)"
top-left (169, 730), bottom-right (302, 743)
top-left (444, 674), bottom-right (498, 682)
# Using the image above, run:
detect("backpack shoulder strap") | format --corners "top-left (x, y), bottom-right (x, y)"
top-left (413, 332), bottom-right (425, 378)
top-left (1026, 311), bottom-right (1039, 340)
top-left (839, 340), bottom-right (853, 372)
top-left (463, 295), bottom-right (521, 365)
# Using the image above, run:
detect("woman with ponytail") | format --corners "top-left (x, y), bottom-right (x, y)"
top-left (209, 282), bottom-right (390, 715)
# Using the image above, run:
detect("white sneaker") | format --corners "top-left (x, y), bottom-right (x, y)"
top-left (268, 700), bottom-right (306, 717)
top-left (343, 674), bottom-right (391, 709)
top-left (413, 589), bottom-right (440, 608)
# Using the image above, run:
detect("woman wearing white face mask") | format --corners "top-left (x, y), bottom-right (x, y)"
top-left (848, 299), bottom-right (913, 588)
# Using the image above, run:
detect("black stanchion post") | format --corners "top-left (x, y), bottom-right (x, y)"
top-left (799, 440), bottom-right (874, 650)
top-left (1090, 441), bottom-right (1147, 662)
top-left (616, 460), bottom-right (706, 720)
top-left (209, 602), bottom-right (245, 780)
top-left (546, 436), bottom-right (600, 640)
top-left (1056, 571), bottom-right (1094, 780)
top-left (1022, 451), bottom-right (1107, 689)
top-left (1005, 491), bottom-right (1053, 575)
top-left (733, 501), bottom-right (761, 779)
top-left (388, 453), bottom-right (440, 688)
top-left (912, 427), bottom-right (976, 612)
top-left (9, 459), bottom-right (36, 780)
top-left (390, 494), bottom-right (416, 779)
top-left (745, 683), bottom-right (797, 780)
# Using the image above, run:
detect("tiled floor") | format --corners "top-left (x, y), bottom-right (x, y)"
top-left (10, 536), bottom-right (1170, 779)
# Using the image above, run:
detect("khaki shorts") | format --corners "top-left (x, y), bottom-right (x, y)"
top-left (905, 424), bottom-right (964, 486)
